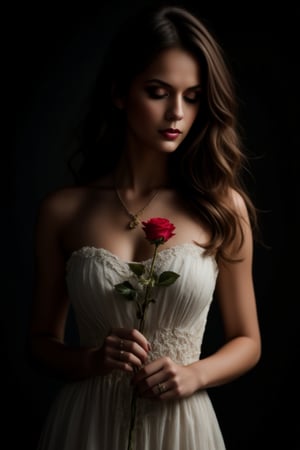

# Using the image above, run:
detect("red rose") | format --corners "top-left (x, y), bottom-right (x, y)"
top-left (142, 217), bottom-right (176, 245)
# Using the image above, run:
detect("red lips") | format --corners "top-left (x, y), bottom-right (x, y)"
top-left (161, 128), bottom-right (182, 133)
top-left (159, 128), bottom-right (182, 140)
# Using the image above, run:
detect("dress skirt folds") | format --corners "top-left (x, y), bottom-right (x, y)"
top-left (37, 243), bottom-right (226, 450)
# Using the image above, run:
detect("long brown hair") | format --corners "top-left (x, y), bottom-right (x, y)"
top-left (68, 4), bottom-right (258, 261)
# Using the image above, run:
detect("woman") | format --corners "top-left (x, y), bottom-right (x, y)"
top-left (30, 4), bottom-right (261, 449)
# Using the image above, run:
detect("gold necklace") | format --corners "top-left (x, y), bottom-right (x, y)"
top-left (115, 187), bottom-right (159, 230)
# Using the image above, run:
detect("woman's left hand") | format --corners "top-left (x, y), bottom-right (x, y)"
top-left (131, 356), bottom-right (198, 400)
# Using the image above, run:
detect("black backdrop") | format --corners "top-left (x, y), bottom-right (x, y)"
top-left (14, 1), bottom-right (299, 449)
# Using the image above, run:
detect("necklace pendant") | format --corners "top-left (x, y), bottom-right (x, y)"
top-left (128, 214), bottom-right (140, 230)
top-left (115, 187), bottom-right (159, 231)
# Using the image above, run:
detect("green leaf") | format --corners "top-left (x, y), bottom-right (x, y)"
top-left (114, 281), bottom-right (137, 301)
top-left (128, 263), bottom-right (145, 277)
top-left (157, 271), bottom-right (180, 286)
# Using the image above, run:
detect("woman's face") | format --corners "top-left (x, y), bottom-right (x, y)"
top-left (118, 47), bottom-right (202, 155)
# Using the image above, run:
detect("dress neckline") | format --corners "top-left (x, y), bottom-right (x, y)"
top-left (66, 242), bottom-right (208, 266)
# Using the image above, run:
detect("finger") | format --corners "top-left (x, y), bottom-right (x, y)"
top-left (105, 355), bottom-right (134, 373)
top-left (114, 348), bottom-right (144, 369)
top-left (111, 337), bottom-right (148, 364)
top-left (111, 328), bottom-right (151, 352)
top-left (142, 382), bottom-right (170, 399)
top-left (154, 382), bottom-right (169, 396)
top-left (140, 375), bottom-right (173, 397)
top-left (105, 335), bottom-right (148, 368)
top-left (111, 329), bottom-right (150, 363)
top-left (132, 358), bottom-right (163, 384)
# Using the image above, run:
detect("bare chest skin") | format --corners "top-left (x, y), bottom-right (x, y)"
top-left (61, 185), bottom-right (210, 262)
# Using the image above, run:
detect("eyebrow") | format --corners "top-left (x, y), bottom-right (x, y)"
top-left (145, 78), bottom-right (202, 90)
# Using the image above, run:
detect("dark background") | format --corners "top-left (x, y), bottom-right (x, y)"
top-left (14, 0), bottom-right (299, 449)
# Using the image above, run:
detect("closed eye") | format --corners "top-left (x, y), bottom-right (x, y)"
top-left (184, 94), bottom-right (201, 104)
top-left (145, 86), bottom-right (168, 99)
top-left (145, 85), bottom-right (201, 103)
top-left (184, 90), bottom-right (202, 104)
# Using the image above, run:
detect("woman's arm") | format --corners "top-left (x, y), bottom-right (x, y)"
top-left (29, 190), bottom-right (149, 382)
top-left (191, 190), bottom-right (261, 389)
top-left (133, 191), bottom-right (261, 399)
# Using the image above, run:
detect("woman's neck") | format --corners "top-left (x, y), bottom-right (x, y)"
top-left (114, 147), bottom-right (171, 194)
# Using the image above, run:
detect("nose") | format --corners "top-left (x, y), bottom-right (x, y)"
top-left (165, 96), bottom-right (184, 121)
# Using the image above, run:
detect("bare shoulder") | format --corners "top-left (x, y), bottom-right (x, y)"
top-left (36, 185), bottom-right (90, 225)
top-left (34, 185), bottom-right (93, 256)
top-left (225, 188), bottom-right (250, 221)
top-left (34, 179), bottom-right (114, 256)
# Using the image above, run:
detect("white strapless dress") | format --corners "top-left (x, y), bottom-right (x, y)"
top-left (37, 243), bottom-right (226, 449)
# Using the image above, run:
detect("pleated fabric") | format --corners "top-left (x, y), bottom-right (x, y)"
top-left (37, 243), bottom-right (226, 450)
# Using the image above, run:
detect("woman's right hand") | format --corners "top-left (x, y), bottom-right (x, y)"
top-left (93, 328), bottom-right (151, 375)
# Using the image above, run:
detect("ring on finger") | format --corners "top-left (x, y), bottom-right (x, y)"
top-left (157, 383), bottom-right (167, 395)
top-left (119, 350), bottom-right (126, 361)
top-left (119, 339), bottom-right (125, 350)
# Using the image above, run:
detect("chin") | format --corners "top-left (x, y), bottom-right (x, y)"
top-left (158, 141), bottom-right (181, 153)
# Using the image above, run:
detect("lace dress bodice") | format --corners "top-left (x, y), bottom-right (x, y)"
top-left (66, 243), bottom-right (218, 362)
top-left (37, 243), bottom-right (226, 450)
